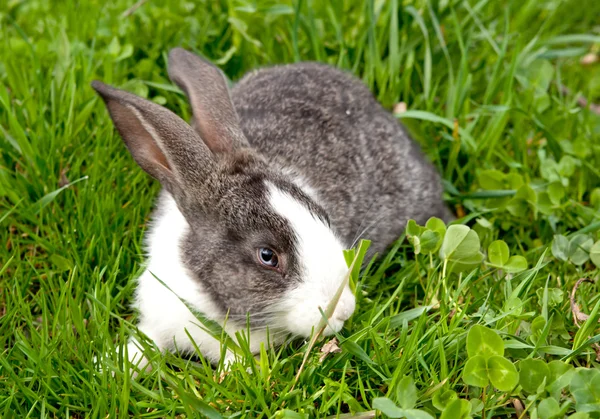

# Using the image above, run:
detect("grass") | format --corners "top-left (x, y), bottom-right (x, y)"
top-left (1, 0), bottom-right (600, 417)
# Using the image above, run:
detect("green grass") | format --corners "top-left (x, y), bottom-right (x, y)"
top-left (1, 0), bottom-right (600, 417)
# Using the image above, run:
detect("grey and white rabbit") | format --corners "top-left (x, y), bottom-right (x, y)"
top-left (92, 48), bottom-right (450, 370)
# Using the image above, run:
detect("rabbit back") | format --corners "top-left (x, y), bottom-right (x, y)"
top-left (231, 63), bottom-right (450, 254)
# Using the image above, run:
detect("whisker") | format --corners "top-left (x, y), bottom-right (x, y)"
top-left (350, 210), bottom-right (388, 249)
top-left (348, 200), bottom-right (378, 247)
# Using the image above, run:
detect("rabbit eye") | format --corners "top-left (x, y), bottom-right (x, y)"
top-left (257, 247), bottom-right (279, 268)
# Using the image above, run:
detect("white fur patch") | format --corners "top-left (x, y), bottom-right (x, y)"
top-left (279, 168), bottom-right (319, 200)
top-left (266, 182), bottom-right (356, 337)
top-left (128, 193), bottom-right (277, 368)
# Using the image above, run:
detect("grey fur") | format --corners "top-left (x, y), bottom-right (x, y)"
top-left (92, 48), bottom-right (450, 325)
top-left (167, 48), bottom-right (248, 153)
top-left (230, 62), bottom-right (451, 255)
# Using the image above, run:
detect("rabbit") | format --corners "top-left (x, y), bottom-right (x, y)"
top-left (91, 47), bottom-right (451, 372)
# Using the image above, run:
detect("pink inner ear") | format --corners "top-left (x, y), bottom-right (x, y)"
top-left (139, 139), bottom-right (172, 173)
top-left (167, 48), bottom-right (248, 154)
top-left (107, 100), bottom-right (173, 179)
top-left (190, 100), bottom-right (234, 154)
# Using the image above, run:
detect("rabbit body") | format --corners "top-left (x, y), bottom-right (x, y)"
top-left (93, 49), bottom-right (449, 372)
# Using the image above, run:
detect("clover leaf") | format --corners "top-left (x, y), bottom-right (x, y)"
top-left (467, 325), bottom-right (504, 359)
top-left (396, 376), bottom-right (418, 410)
top-left (591, 240), bottom-right (600, 267)
top-left (463, 356), bottom-right (489, 387)
top-left (440, 398), bottom-right (472, 419)
top-left (537, 397), bottom-right (561, 419)
top-left (519, 359), bottom-right (550, 394)
top-left (487, 240), bottom-right (528, 273)
top-left (372, 397), bottom-right (434, 419)
top-left (570, 368), bottom-right (600, 414)
top-left (487, 356), bottom-right (519, 391)
top-left (440, 225), bottom-right (483, 273)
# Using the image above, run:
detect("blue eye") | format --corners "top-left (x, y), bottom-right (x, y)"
top-left (258, 248), bottom-right (279, 268)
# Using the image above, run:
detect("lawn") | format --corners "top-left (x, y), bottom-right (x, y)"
top-left (1, 0), bottom-right (600, 417)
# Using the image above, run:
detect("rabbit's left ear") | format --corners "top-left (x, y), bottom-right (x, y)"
top-left (91, 80), bottom-right (216, 194)
top-left (168, 48), bottom-right (249, 154)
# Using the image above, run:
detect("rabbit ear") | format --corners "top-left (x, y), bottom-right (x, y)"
top-left (91, 80), bottom-right (215, 192)
top-left (167, 47), bottom-right (248, 154)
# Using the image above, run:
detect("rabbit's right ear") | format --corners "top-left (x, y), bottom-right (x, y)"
top-left (91, 80), bottom-right (214, 192)
top-left (167, 48), bottom-right (249, 154)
